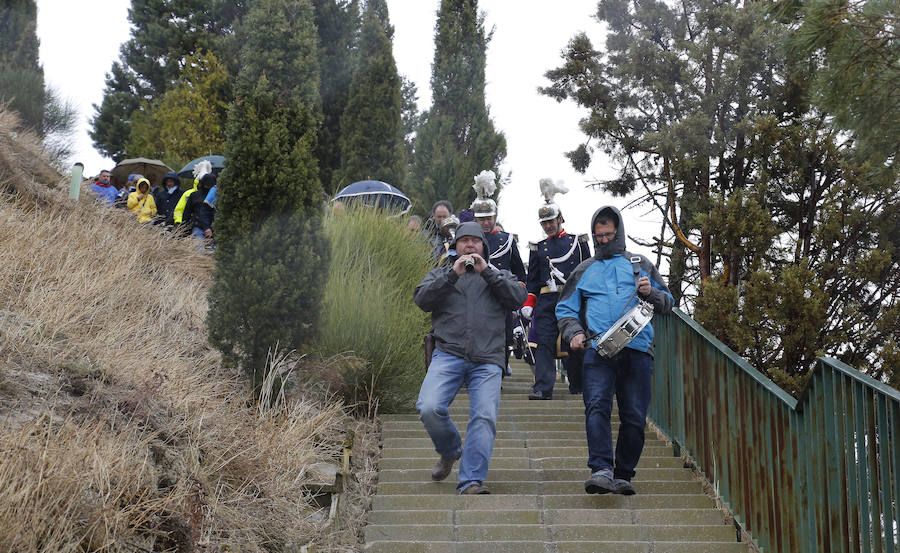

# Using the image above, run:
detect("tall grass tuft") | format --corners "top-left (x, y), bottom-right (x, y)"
top-left (315, 207), bottom-right (435, 414)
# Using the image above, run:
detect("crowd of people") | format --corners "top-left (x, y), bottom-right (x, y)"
top-left (89, 168), bottom-right (218, 247)
top-left (413, 172), bottom-right (674, 497)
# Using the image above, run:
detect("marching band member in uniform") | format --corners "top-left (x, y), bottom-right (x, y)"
top-left (470, 171), bottom-right (527, 375)
top-left (522, 179), bottom-right (591, 400)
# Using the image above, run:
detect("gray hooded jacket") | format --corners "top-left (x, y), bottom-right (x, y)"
top-left (414, 222), bottom-right (527, 367)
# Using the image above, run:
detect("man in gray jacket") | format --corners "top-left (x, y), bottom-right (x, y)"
top-left (414, 222), bottom-right (527, 494)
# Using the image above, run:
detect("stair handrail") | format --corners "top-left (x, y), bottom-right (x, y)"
top-left (649, 308), bottom-right (900, 553)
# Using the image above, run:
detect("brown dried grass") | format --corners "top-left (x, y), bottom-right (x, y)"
top-left (0, 108), bottom-right (374, 551)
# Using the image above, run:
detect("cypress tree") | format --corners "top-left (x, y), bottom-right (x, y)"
top-left (207, 0), bottom-right (330, 395)
top-left (333, 0), bottom-right (406, 190)
top-left (313, 0), bottom-right (360, 194)
top-left (0, 0), bottom-right (44, 130)
top-left (407, 0), bottom-right (506, 214)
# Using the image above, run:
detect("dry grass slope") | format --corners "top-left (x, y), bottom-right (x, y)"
top-left (0, 107), bottom-right (374, 552)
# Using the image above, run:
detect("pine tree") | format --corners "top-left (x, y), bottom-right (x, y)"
top-left (542, 0), bottom-right (899, 390)
top-left (90, 0), bottom-right (246, 162)
top-left (0, 0), bottom-right (44, 130)
top-left (126, 51), bottom-right (229, 170)
top-left (778, 0), bottom-right (900, 172)
top-left (332, 0), bottom-right (406, 190)
top-left (314, 0), bottom-right (360, 194)
top-left (407, 0), bottom-right (506, 214)
top-left (207, 0), bottom-right (330, 395)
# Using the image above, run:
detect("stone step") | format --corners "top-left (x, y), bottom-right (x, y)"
top-left (367, 508), bottom-right (728, 526)
top-left (382, 421), bottom-right (607, 432)
top-left (381, 409), bottom-right (607, 419)
top-left (377, 455), bottom-right (684, 470)
top-left (381, 437), bottom-right (668, 448)
top-left (376, 467), bottom-right (693, 483)
top-left (380, 429), bottom-right (639, 440)
top-left (375, 480), bottom-right (701, 496)
top-left (363, 542), bottom-right (748, 553)
top-left (371, 494), bottom-right (715, 511)
top-left (555, 542), bottom-right (749, 553)
top-left (381, 441), bottom-right (674, 459)
top-left (378, 445), bottom-right (674, 459)
top-left (364, 523), bottom-right (736, 543)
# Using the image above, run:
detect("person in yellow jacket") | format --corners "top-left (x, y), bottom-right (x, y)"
top-left (169, 178), bottom-right (198, 226)
top-left (127, 177), bottom-right (157, 223)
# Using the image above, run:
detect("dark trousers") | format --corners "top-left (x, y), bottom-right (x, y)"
top-left (582, 347), bottom-right (653, 481)
top-left (533, 343), bottom-right (583, 396)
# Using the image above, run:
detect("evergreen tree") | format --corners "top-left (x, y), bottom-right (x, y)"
top-left (333, 0), bottom-right (406, 189)
top-left (207, 0), bottom-right (329, 395)
top-left (542, 0), bottom-right (899, 390)
top-left (778, 0), bottom-right (900, 172)
top-left (90, 0), bottom-right (247, 162)
top-left (126, 51), bottom-right (229, 170)
top-left (407, 0), bottom-right (506, 214)
top-left (400, 76), bottom-right (421, 171)
top-left (0, 0), bottom-right (44, 130)
top-left (313, 0), bottom-right (360, 194)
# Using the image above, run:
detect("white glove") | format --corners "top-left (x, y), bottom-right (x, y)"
top-left (520, 306), bottom-right (533, 320)
top-left (513, 325), bottom-right (525, 338)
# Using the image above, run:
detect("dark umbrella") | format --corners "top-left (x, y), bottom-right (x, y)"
top-left (178, 155), bottom-right (226, 179)
top-left (110, 158), bottom-right (173, 189)
top-left (333, 180), bottom-right (411, 214)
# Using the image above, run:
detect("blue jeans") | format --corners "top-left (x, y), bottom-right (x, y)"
top-left (582, 347), bottom-right (653, 481)
top-left (416, 349), bottom-right (502, 491)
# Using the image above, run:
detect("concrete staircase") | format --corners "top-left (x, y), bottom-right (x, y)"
top-left (364, 360), bottom-right (748, 552)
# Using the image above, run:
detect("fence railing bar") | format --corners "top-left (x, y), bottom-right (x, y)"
top-left (854, 380), bottom-right (874, 553)
top-left (841, 372), bottom-right (861, 553)
top-left (877, 394), bottom-right (896, 553)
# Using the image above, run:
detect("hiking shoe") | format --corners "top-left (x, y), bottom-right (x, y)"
top-left (459, 482), bottom-right (491, 495)
top-left (613, 478), bottom-right (636, 495)
top-left (584, 469), bottom-right (616, 494)
top-left (431, 453), bottom-right (460, 481)
top-left (528, 390), bottom-right (551, 400)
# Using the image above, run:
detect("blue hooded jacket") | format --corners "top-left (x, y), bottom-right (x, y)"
top-left (556, 206), bottom-right (673, 355)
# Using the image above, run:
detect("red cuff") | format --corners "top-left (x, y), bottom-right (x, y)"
top-left (523, 293), bottom-right (537, 309)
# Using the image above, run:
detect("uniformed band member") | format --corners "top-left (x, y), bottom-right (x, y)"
top-left (522, 178), bottom-right (591, 400)
top-left (471, 170), bottom-right (527, 374)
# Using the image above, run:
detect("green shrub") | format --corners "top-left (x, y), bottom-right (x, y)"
top-left (314, 207), bottom-right (434, 413)
top-left (208, 212), bottom-right (330, 394)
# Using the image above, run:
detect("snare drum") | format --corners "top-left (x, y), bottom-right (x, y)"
top-left (591, 300), bottom-right (654, 358)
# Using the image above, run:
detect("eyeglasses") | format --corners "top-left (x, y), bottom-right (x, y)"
top-left (593, 232), bottom-right (616, 241)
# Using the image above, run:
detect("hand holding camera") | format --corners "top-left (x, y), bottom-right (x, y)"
top-left (453, 253), bottom-right (486, 276)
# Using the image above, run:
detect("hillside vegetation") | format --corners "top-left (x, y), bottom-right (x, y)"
top-left (0, 108), bottom-right (373, 552)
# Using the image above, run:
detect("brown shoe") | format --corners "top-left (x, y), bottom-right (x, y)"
top-left (431, 453), bottom-right (461, 481)
top-left (459, 483), bottom-right (490, 495)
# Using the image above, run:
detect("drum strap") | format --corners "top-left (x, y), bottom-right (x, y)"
top-left (629, 255), bottom-right (642, 289)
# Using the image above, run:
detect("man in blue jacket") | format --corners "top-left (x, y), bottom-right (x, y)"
top-left (414, 222), bottom-right (527, 495)
top-left (556, 206), bottom-right (673, 496)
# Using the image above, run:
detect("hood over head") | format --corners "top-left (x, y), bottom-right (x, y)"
top-left (449, 221), bottom-right (488, 255)
top-left (199, 173), bottom-right (217, 191)
top-left (162, 171), bottom-right (179, 188)
top-left (136, 177), bottom-right (150, 194)
top-left (591, 205), bottom-right (626, 259)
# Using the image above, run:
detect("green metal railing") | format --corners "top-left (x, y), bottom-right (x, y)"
top-left (650, 308), bottom-right (900, 553)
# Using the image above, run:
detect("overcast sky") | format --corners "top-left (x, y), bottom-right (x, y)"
top-left (36, 0), bottom-right (661, 262)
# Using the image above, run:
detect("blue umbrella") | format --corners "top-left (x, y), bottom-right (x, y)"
top-left (178, 155), bottom-right (226, 179)
top-left (333, 180), bottom-right (411, 214)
